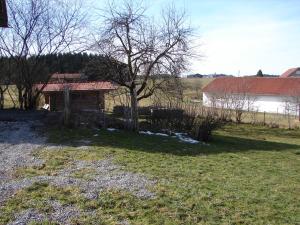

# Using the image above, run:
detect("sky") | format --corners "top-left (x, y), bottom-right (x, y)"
top-left (92, 0), bottom-right (300, 76)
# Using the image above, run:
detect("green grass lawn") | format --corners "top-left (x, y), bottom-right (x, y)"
top-left (1, 124), bottom-right (300, 224)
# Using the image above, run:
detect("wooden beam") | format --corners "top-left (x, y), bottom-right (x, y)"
top-left (0, 0), bottom-right (8, 28)
top-left (64, 88), bottom-right (71, 126)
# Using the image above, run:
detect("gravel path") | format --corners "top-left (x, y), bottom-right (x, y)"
top-left (0, 121), bottom-right (45, 181)
top-left (7, 200), bottom-right (81, 225)
top-left (0, 120), bottom-right (155, 224)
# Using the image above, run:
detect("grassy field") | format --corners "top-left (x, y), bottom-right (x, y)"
top-left (3, 85), bottom-right (19, 108)
top-left (181, 78), bottom-right (214, 100)
top-left (1, 124), bottom-right (299, 224)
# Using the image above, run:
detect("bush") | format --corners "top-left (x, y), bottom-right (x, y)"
top-left (150, 108), bottom-right (186, 131)
top-left (113, 105), bottom-right (153, 116)
top-left (113, 106), bottom-right (128, 116)
top-left (191, 115), bottom-right (222, 142)
top-left (105, 117), bottom-right (126, 129)
top-left (113, 104), bottom-right (223, 142)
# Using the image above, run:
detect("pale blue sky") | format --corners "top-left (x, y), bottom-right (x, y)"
top-left (92, 0), bottom-right (300, 76)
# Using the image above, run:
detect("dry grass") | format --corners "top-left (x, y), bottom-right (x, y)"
top-left (181, 78), bottom-right (214, 100)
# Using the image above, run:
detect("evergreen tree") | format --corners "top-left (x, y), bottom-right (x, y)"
top-left (257, 69), bottom-right (263, 77)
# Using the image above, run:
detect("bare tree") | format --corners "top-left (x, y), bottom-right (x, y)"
top-left (282, 90), bottom-right (300, 128)
top-left (227, 80), bottom-right (257, 123)
top-left (0, 0), bottom-right (87, 109)
top-left (91, 1), bottom-right (196, 131)
top-left (205, 78), bottom-right (257, 123)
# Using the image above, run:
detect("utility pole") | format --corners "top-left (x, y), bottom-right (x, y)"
top-left (0, 0), bottom-right (8, 28)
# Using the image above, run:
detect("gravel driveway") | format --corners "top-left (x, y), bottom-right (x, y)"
top-left (0, 121), bottom-right (45, 181)
top-left (0, 120), bottom-right (155, 224)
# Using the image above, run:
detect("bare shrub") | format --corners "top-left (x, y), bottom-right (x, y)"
top-left (146, 103), bottom-right (222, 142)
top-left (150, 108), bottom-right (186, 131)
top-left (206, 78), bottom-right (257, 123)
top-left (191, 114), bottom-right (222, 142)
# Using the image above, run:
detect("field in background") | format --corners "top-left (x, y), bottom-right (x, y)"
top-left (3, 85), bottom-right (19, 109)
top-left (105, 78), bottom-right (214, 110)
top-left (181, 78), bottom-right (214, 100)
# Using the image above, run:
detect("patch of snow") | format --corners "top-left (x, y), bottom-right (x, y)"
top-left (155, 133), bottom-right (169, 137)
top-left (139, 130), bottom-right (200, 144)
top-left (107, 128), bottom-right (118, 132)
top-left (42, 104), bottom-right (50, 110)
top-left (139, 131), bottom-right (168, 137)
top-left (139, 131), bottom-right (154, 135)
top-left (174, 133), bottom-right (199, 144)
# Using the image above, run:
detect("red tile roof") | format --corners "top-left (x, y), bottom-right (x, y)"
top-left (203, 77), bottom-right (300, 96)
top-left (36, 82), bottom-right (116, 92)
top-left (280, 67), bottom-right (300, 77)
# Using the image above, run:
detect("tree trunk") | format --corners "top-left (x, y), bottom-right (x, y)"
top-left (0, 90), bottom-right (4, 109)
top-left (27, 87), bottom-right (37, 110)
top-left (130, 87), bottom-right (139, 132)
top-left (24, 89), bottom-right (28, 110)
top-left (18, 87), bottom-right (24, 110)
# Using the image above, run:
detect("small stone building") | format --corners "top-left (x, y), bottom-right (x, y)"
top-left (37, 81), bottom-right (116, 112)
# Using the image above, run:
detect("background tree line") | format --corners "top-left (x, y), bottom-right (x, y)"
top-left (0, 53), bottom-right (106, 109)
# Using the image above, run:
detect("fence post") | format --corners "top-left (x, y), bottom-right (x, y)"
top-left (263, 111), bottom-right (266, 126)
top-left (298, 104), bottom-right (300, 122)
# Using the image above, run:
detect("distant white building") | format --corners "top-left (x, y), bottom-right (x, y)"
top-left (202, 68), bottom-right (300, 116)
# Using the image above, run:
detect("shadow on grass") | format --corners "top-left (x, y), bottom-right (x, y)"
top-left (47, 128), bottom-right (300, 156)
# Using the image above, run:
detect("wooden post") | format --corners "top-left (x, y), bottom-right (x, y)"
top-left (263, 111), bottom-right (266, 126)
top-left (64, 87), bottom-right (70, 126)
top-left (298, 104), bottom-right (300, 122)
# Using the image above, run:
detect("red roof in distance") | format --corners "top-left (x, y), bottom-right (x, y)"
top-left (203, 77), bottom-right (300, 96)
top-left (280, 67), bottom-right (300, 77)
top-left (36, 82), bottom-right (116, 92)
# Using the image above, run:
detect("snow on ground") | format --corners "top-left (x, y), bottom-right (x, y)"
top-left (139, 130), bottom-right (200, 144)
top-left (107, 128), bottom-right (119, 132)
